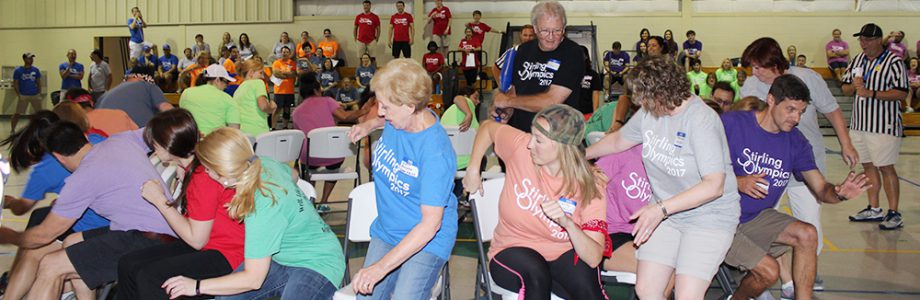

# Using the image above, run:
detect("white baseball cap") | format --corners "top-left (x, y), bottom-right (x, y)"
top-left (204, 64), bottom-right (236, 82)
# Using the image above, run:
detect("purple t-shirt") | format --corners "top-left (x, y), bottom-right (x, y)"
top-left (596, 145), bottom-right (650, 234)
top-left (888, 41), bottom-right (907, 58)
top-left (604, 51), bottom-right (630, 73)
top-left (51, 129), bottom-right (174, 235)
top-left (722, 111), bottom-right (816, 224)
top-left (683, 40), bottom-right (703, 55)
top-left (292, 96), bottom-right (346, 167)
top-left (826, 40), bottom-right (849, 64)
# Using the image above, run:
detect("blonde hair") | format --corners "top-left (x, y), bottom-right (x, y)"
top-left (731, 96), bottom-right (766, 112)
top-left (533, 105), bottom-right (603, 204)
top-left (195, 128), bottom-right (272, 220)
top-left (241, 59), bottom-right (263, 78)
top-left (53, 102), bottom-right (90, 133)
top-left (370, 58), bottom-right (432, 111)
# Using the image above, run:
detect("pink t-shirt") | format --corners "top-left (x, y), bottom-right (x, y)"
top-left (595, 145), bottom-right (651, 235)
top-left (292, 96), bottom-right (345, 167)
top-left (909, 70), bottom-right (920, 83)
top-left (488, 126), bottom-right (608, 261)
top-left (888, 41), bottom-right (907, 58)
top-left (825, 40), bottom-right (849, 64)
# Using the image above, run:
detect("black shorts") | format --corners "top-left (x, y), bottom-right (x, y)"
top-left (308, 161), bottom-right (343, 171)
top-left (829, 61), bottom-right (848, 69)
top-left (392, 41), bottom-right (411, 58)
top-left (610, 232), bottom-right (634, 250)
top-left (274, 94), bottom-right (295, 109)
top-left (65, 230), bottom-right (171, 288)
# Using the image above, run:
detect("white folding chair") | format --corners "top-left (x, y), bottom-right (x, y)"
top-left (444, 126), bottom-right (503, 180)
top-left (150, 155), bottom-right (166, 174)
top-left (333, 182), bottom-right (448, 300)
top-left (587, 131), bottom-right (605, 146)
top-left (297, 179), bottom-right (317, 204)
top-left (469, 177), bottom-right (563, 300)
top-left (254, 130), bottom-right (306, 164)
top-left (306, 126), bottom-right (360, 189)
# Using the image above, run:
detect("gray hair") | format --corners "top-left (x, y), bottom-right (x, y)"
top-left (531, 1), bottom-right (567, 29)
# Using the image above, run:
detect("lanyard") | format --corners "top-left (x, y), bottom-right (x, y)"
top-left (862, 50), bottom-right (888, 80)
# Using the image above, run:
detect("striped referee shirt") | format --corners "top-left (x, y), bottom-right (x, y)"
top-left (842, 50), bottom-right (909, 136)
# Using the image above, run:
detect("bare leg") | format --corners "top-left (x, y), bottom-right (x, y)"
top-left (774, 222), bottom-right (818, 300)
top-left (879, 165), bottom-right (900, 211)
top-left (863, 163), bottom-right (882, 208)
top-left (60, 233), bottom-right (96, 300)
top-left (635, 260), bottom-right (674, 300)
top-left (778, 252), bottom-right (793, 287)
top-left (4, 242), bottom-right (62, 300)
top-left (30, 249), bottom-right (77, 299)
top-left (674, 273), bottom-right (712, 300)
top-left (322, 181), bottom-right (336, 204)
top-left (0, 227), bottom-right (22, 245)
top-left (608, 245), bottom-right (676, 298)
top-left (733, 256), bottom-right (780, 299)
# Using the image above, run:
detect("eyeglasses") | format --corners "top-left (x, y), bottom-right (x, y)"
top-left (537, 28), bottom-right (564, 37)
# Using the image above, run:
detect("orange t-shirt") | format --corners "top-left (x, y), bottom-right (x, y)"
top-left (318, 40), bottom-right (339, 58)
top-left (86, 109), bottom-right (139, 135)
top-left (487, 125), bottom-right (608, 261)
top-left (272, 59), bottom-right (296, 94)
top-left (186, 64), bottom-right (207, 87)
top-left (296, 41), bottom-right (316, 58)
top-left (223, 59), bottom-right (241, 86)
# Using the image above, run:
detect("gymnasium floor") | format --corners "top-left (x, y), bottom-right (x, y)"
top-left (0, 115), bottom-right (916, 299)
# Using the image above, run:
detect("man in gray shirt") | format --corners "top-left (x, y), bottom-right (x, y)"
top-left (96, 69), bottom-right (173, 127)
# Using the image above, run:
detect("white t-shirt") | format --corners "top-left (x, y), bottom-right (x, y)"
top-left (89, 61), bottom-right (111, 92)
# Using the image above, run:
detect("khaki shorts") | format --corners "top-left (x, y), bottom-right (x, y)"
top-left (636, 220), bottom-right (734, 280)
top-left (431, 34), bottom-right (451, 49)
top-left (16, 94), bottom-right (43, 114)
top-left (851, 130), bottom-right (902, 167)
top-left (724, 209), bottom-right (797, 271)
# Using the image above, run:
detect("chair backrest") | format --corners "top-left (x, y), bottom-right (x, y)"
top-left (160, 164), bottom-right (178, 190)
top-left (469, 177), bottom-right (505, 243)
top-left (150, 156), bottom-right (166, 173)
top-left (307, 126), bottom-right (355, 159)
top-left (254, 130), bottom-right (306, 163)
top-left (587, 131), bottom-right (605, 145)
top-left (346, 182), bottom-right (377, 242)
top-left (444, 126), bottom-right (477, 156)
top-left (297, 179), bottom-right (317, 204)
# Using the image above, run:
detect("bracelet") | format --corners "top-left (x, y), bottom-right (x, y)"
top-left (195, 279), bottom-right (201, 296)
top-left (656, 201), bottom-right (670, 219)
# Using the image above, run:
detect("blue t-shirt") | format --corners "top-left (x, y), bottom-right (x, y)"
top-left (128, 18), bottom-right (144, 43)
top-left (722, 111), bottom-right (816, 224)
top-left (369, 117), bottom-right (458, 260)
top-left (138, 55), bottom-right (159, 69)
top-left (336, 88), bottom-right (359, 103)
top-left (355, 66), bottom-right (376, 87)
top-left (604, 51), bottom-right (630, 73)
top-left (683, 40), bottom-right (703, 55)
top-left (13, 66), bottom-right (41, 96)
top-left (159, 54), bottom-right (179, 73)
top-left (22, 135), bottom-right (110, 232)
top-left (59, 62), bottom-right (84, 89)
top-left (319, 70), bottom-right (340, 88)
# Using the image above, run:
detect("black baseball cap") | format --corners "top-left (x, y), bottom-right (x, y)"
top-left (853, 23), bottom-right (883, 38)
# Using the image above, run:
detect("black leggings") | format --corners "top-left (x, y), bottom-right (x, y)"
top-left (116, 241), bottom-right (233, 300)
top-left (463, 69), bottom-right (478, 86)
top-left (490, 247), bottom-right (608, 299)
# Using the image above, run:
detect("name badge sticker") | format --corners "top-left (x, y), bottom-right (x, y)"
top-left (546, 59), bottom-right (561, 71)
top-left (398, 160), bottom-right (419, 178)
top-left (674, 131), bottom-right (687, 148)
top-left (558, 197), bottom-right (576, 216)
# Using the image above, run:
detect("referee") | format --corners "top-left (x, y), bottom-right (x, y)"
top-left (842, 23), bottom-right (910, 230)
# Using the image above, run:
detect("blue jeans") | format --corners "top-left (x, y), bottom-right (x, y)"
top-left (217, 260), bottom-right (336, 300)
top-left (356, 239), bottom-right (446, 300)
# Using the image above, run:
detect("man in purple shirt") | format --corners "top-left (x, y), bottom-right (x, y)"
top-left (20, 123), bottom-right (174, 299)
top-left (721, 75), bottom-right (869, 300)
top-left (603, 41), bottom-right (630, 97)
top-left (885, 30), bottom-right (906, 58)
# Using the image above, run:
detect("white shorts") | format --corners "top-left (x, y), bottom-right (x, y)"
top-left (851, 130), bottom-right (902, 167)
top-left (636, 220), bottom-right (734, 280)
top-left (129, 41), bottom-right (151, 60)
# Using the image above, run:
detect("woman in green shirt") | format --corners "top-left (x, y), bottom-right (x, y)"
top-left (234, 60), bottom-right (277, 137)
top-left (161, 127), bottom-right (344, 300)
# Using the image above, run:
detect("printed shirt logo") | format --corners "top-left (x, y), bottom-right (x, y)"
top-left (643, 130), bottom-right (687, 177)
top-left (20, 71), bottom-right (37, 81)
top-left (358, 17), bottom-right (375, 26)
top-left (609, 57), bottom-right (625, 67)
top-left (518, 61), bottom-right (558, 87)
top-left (393, 17), bottom-right (409, 26)
top-left (512, 178), bottom-right (568, 240)
top-left (581, 75), bottom-right (593, 89)
top-left (372, 138), bottom-right (412, 197)
top-left (621, 172), bottom-right (652, 202)
top-left (736, 148), bottom-right (791, 189)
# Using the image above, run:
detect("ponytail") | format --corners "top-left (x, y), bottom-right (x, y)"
top-left (228, 156), bottom-right (270, 220)
top-left (195, 127), bottom-right (275, 221)
top-left (1, 111), bottom-right (60, 172)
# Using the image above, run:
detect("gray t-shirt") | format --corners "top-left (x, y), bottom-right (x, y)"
top-left (89, 61), bottom-right (111, 92)
top-left (741, 66), bottom-right (839, 186)
top-left (621, 95), bottom-right (740, 231)
top-left (96, 81), bottom-right (167, 127)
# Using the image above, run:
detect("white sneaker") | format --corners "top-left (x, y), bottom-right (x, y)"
top-left (755, 291), bottom-right (777, 300)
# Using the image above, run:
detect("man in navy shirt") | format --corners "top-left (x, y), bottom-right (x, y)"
top-left (11, 53), bottom-right (43, 133)
top-left (721, 75), bottom-right (869, 300)
top-left (59, 49), bottom-right (84, 102)
top-left (157, 44), bottom-right (180, 92)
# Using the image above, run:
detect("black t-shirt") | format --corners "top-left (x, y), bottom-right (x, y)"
top-left (576, 68), bottom-right (603, 114)
top-left (507, 38), bottom-right (585, 132)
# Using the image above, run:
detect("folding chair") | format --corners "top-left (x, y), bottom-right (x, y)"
top-left (586, 131), bottom-right (606, 145)
top-left (306, 127), bottom-right (360, 199)
top-left (469, 177), bottom-right (562, 300)
top-left (253, 130), bottom-right (306, 165)
top-left (332, 182), bottom-right (449, 300)
top-left (297, 179), bottom-right (317, 204)
top-left (444, 126), bottom-right (503, 180)
top-left (600, 270), bottom-right (638, 300)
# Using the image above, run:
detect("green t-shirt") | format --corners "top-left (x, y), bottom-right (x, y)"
top-left (234, 79), bottom-right (270, 137)
top-left (243, 158), bottom-right (345, 287)
top-left (715, 68), bottom-right (738, 85)
top-left (687, 71), bottom-right (708, 95)
top-left (179, 84), bottom-right (240, 135)
top-left (584, 101), bottom-right (618, 145)
top-left (439, 97), bottom-right (478, 169)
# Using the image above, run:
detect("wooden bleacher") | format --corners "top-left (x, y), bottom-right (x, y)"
top-left (904, 113), bottom-right (920, 136)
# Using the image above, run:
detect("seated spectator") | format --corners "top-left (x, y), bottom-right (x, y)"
top-left (157, 44), bottom-right (180, 92)
top-left (116, 109), bottom-right (243, 300)
top-left (700, 72), bottom-right (717, 99)
top-left (297, 31), bottom-right (316, 59)
top-left (635, 28), bottom-right (650, 54)
top-left (161, 128), bottom-right (345, 299)
top-left (292, 73), bottom-right (366, 212)
top-left (0, 111), bottom-right (111, 300)
top-left (235, 60), bottom-right (277, 137)
top-left (22, 121), bottom-right (174, 299)
top-left (355, 53), bottom-right (376, 92)
top-left (192, 34), bottom-right (211, 56)
top-left (179, 65), bottom-right (240, 134)
top-left (238, 33), bottom-right (258, 59)
top-left (663, 29), bottom-right (679, 61)
top-left (885, 30), bottom-right (907, 58)
top-left (219, 31), bottom-right (236, 51)
top-left (731, 96), bottom-right (766, 112)
top-left (463, 105), bottom-right (609, 299)
top-left (318, 28), bottom-right (340, 60)
top-left (64, 89), bottom-right (138, 135)
top-left (680, 30), bottom-right (703, 68)
top-left (603, 41), bottom-right (630, 95)
top-left (318, 58), bottom-right (340, 96)
top-left (907, 57), bottom-right (920, 112)
top-left (310, 48), bottom-right (325, 71)
top-left (218, 47), bottom-right (230, 65)
top-left (633, 41), bottom-right (648, 63)
top-left (335, 77), bottom-right (360, 111)
top-left (177, 48), bottom-right (196, 74)
top-left (96, 69), bottom-right (173, 126)
top-left (722, 75), bottom-right (869, 300)
top-left (715, 58), bottom-right (738, 84)
top-left (296, 42), bottom-right (317, 75)
top-left (273, 32), bottom-right (296, 61)
top-left (138, 45), bottom-right (159, 70)
top-left (686, 58), bottom-right (707, 95)
top-left (826, 29), bottom-right (850, 82)
top-left (178, 52), bottom-right (211, 90)
top-left (737, 69), bottom-right (748, 88)
top-left (711, 81), bottom-right (736, 112)
top-left (787, 45), bottom-right (797, 68)
top-left (796, 54), bottom-right (807, 67)
top-left (423, 41), bottom-right (446, 93)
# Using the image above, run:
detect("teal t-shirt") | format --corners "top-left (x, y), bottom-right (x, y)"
top-left (234, 79), bottom-right (271, 137)
top-left (439, 97), bottom-right (478, 169)
top-left (243, 158), bottom-right (345, 287)
top-left (584, 101), bottom-right (618, 145)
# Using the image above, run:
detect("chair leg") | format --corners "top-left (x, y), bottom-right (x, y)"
top-left (716, 264), bottom-right (736, 296)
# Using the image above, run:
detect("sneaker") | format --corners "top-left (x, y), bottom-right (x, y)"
top-left (61, 291), bottom-right (76, 300)
top-left (780, 285), bottom-right (795, 300)
top-left (879, 210), bottom-right (904, 230)
top-left (813, 274), bottom-right (824, 291)
top-left (317, 204), bottom-right (331, 214)
top-left (756, 291), bottom-right (776, 300)
top-left (848, 206), bottom-right (884, 222)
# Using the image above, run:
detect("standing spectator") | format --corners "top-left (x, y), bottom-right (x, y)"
top-left (715, 58), bottom-right (738, 84)
top-left (389, 1), bottom-right (414, 58)
top-left (796, 54), bottom-right (808, 67)
top-left (680, 30), bottom-right (702, 68)
top-left (272, 32), bottom-right (296, 61)
top-left (272, 47), bottom-right (297, 129)
top-left (319, 58), bottom-right (341, 96)
top-left (458, 27), bottom-right (482, 87)
top-left (635, 28), bottom-right (650, 53)
top-left (59, 49), bottom-right (84, 102)
top-left (423, 41), bottom-right (446, 92)
top-left (192, 34), bottom-right (211, 56)
top-left (427, 0), bottom-right (452, 56)
top-left (603, 42), bottom-right (630, 94)
top-left (296, 43), bottom-right (317, 75)
top-left (491, 25), bottom-right (536, 85)
top-left (178, 48), bottom-right (195, 73)
top-left (787, 45), bottom-right (797, 68)
top-left (87, 49), bottom-right (112, 101)
top-left (219, 31), bottom-right (236, 51)
top-left (179, 65), bottom-right (240, 135)
top-left (11, 53), bottom-right (42, 133)
top-left (157, 44), bottom-right (180, 92)
top-left (687, 58), bottom-right (707, 95)
top-left (296, 31), bottom-right (316, 59)
top-left (885, 30), bottom-right (907, 58)
top-left (234, 60), bottom-right (276, 137)
top-left (238, 33), bottom-right (258, 59)
top-left (491, 1), bottom-right (584, 133)
top-left (663, 29), bottom-right (679, 60)
top-left (843, 23), bottom-right (910, 230)
top-left (578, 45), bottom-right (603, 114)
top-left (128, 7), bottom-right (148, 59)
top-left (355, 53), bottom-right (376, 92)
top-left (354, 0), bottom-right (381, 59)
top-left (97, 72), bottom-right (174, 126)
top-left (318, 29), bottom-right (341, 60)
top-left (907, 57), bottom-right (920, 112)
top-left (826, 28), bottom-right (850, 82)
top-left (466, 10), bottom-right (502, 45)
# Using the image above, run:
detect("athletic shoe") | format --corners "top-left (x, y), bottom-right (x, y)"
top-left (317, 204), bottom-right (331, 214)
top-left (61, 291), bottom-right (76, 300)
top-left (755, 291), bottom-right (776, 300)
top-left (879, 210), bottom-right (904, 230)
top-left (848, 206), bottom-right (884, 222)
top-left (780, 285), bottom-right (795, 300)
top-left (813, 274), bottom-right (825, 291)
